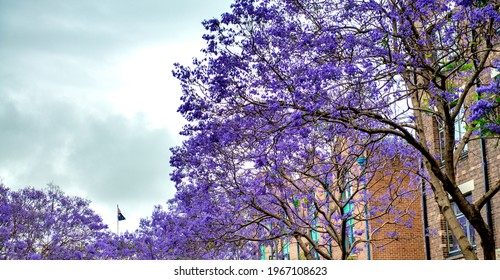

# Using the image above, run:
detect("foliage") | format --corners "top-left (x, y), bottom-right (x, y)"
top-left (0, 183), bottom-right (111, 259)
top-left (0, 182), bottom-right (250, 260)
top-left (171, 0), bottom-right (500, 259)
top-left (132, 204), bottom-right (256, 259)
top-left (168, 0), bottom-right (449, 259)
top-left (468, 78), bottom-right (500, 137)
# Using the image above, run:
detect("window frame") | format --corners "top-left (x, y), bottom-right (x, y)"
top-left (445, 194), bottom-right (475, 256)
top-left (437, 108), bottom-right (468, 164)
top-left (342, 183), bottom-right (355, 250)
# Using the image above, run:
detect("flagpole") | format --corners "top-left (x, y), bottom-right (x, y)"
top-left (117, 204), bottom-right (126, 236)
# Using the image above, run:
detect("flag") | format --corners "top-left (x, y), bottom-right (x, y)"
top-left (117, 205), bottom-right (126, 221)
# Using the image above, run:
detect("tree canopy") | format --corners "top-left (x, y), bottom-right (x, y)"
top-left (171, 0), bottom-right (500, 259)
top-left (0, 183), bottom-right (111, 259)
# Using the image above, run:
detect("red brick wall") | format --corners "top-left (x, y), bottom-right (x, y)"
top-left (368, 166), bottom-right (425, 260)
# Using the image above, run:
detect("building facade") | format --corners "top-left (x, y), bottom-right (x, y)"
top-left (421, 111), bottom-right (500, 260)
top-left (258, 159), bottom-right (426, 260)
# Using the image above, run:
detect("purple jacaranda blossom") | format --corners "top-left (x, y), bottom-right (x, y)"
top-left (0, 183), bottom-right (112, 260)
top-left (468, 99), bottom-right (496, 122)
top-left (167, 0), bottom-right (499, 259)
top-left (485, 124), bottom-right (500, 134)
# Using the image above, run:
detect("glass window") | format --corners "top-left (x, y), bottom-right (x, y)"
top-left (345, 218), bottom-right (355, 249)
top-left (282, 238), bottom-right (290, 260)
top-left (259, 244), bottom-right (266, 260)
top-left (342, 184), bottom-right (355, 250)
top-left (446, 195), bottom-right (475, 255)
top-left (310, 217), bottom-right (320, 260)
top-left (455, 110), bottom-right (468, 153)
top-left (311, 226), bottom-right (319, 243)
top-left (438, 109), bottom-right (468, 163)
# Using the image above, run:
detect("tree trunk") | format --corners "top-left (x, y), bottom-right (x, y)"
top-left (432, 166), bottom-right (497, 260)
top-left (479, 179), bottom-right (500, 260)
top-left (480, 231), bottom-right (496, 260)
top-left (296, 236), bottom-right (315, 260)
top-left (428, 173), bottom-right (478, 260)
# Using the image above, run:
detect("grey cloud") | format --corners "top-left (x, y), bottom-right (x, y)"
top-left (0, 92), bottom-right (175, 209)
top-left (0, 0), bottom-right (232, 230)
top-left (0, 0), bottom-right (230, 58)
top-left (67, 113), bottom-right (174, 204)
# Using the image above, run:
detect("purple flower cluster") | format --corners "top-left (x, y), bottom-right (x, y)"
top-left (0, 184), bottom-right (112, 260)
top-left (163, 0), bottom-right (500, 259)
top-left (468, 99), bottom-right (496, 122)
top-left (1, 182), bottom-right (255, 260)
top-left (485, 124), bottom-right (500, 135)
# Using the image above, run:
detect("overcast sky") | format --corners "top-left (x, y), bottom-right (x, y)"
top-left (0, 0), bottom-right (232, 233)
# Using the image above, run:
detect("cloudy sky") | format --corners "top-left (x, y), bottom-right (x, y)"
top-left (0, 0), bottom-right (232, 233)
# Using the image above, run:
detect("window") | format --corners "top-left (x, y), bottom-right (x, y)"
top-left (306, 190), bottom-right (320, 260)
top-left (311, 223), bottom-right (319, 244)
top-left (438, 109), bottom-right (468, 162)
top-left (345, 218), bottom-right (355, 250)
top-left (259, 244), bottom-right (267, 260)
top-left (342, 184), bottom-right (355, 250)
top-left (282, 238), bottom-right (290, 260)
top-left (446, 194), bottom-right (475, 255)
top-left (454, 110), bottom-right (468, 153)
top-left (307, 216), bottom-right (320, 260)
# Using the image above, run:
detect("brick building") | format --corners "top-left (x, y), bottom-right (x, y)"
top-left (421, 102), bottom-right (500, 260)
top-left (259, 158), bottom-right (426, 260)
top-left (259, 124), bottom-right (499, 260)
top-left (258, 61), bottom-right (499, 260)
top-left (412, 49), bottom-right (500, 259)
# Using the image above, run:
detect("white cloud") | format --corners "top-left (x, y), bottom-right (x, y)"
top-left (109, 42), bottom-right (196, 132)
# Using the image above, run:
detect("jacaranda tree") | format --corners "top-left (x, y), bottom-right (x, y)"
top-left (132, 204), bottom-right (256, 259)
top-left (0, 182), bottom-right (245, 260)
top-left (171, 5), bottom-right (423, 256)
top-left (0, 183), bottom-right (113, 259)
top-left (172, 0), bottom-right (499, 259)
top-left (170, 116), bottom-right (421, 259)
